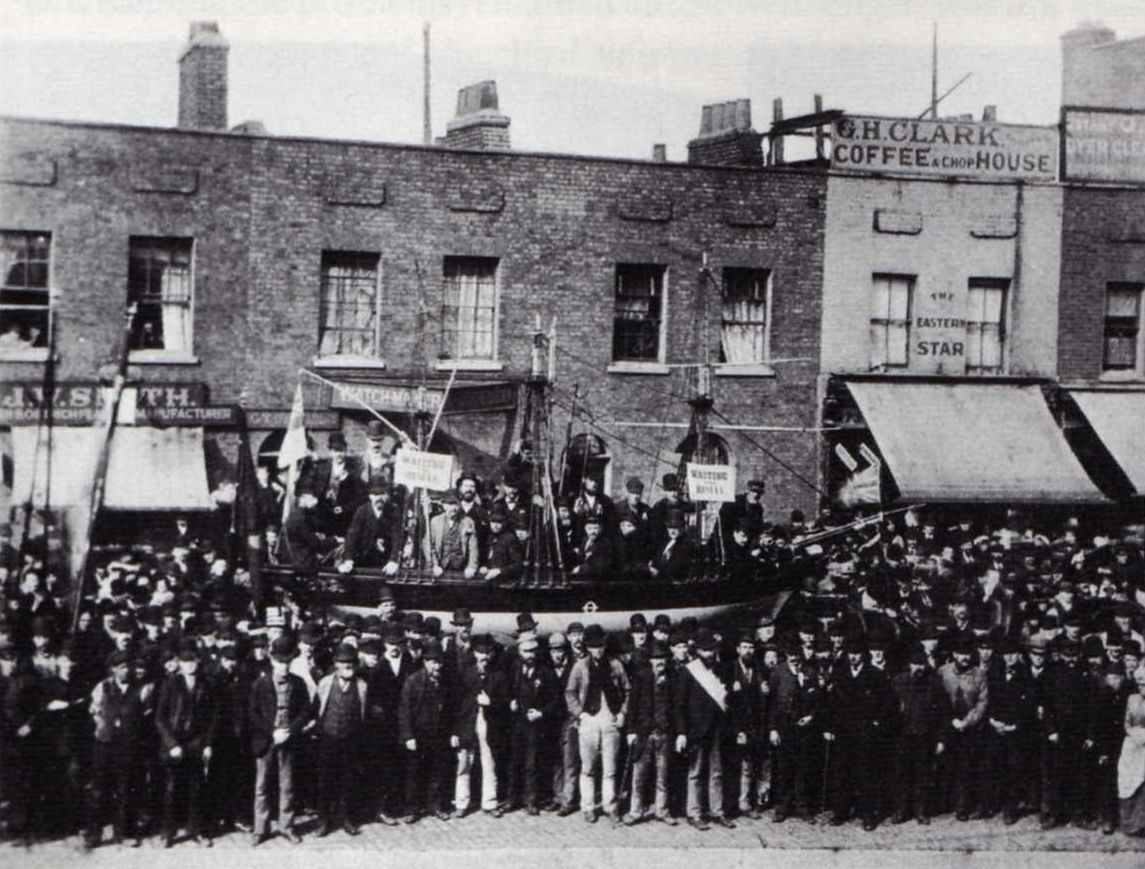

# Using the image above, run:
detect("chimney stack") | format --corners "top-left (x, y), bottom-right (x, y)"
top-left (687, 98), bottom-right (763, 167)
top-left (442, 81), bottom-right (511, 151)
top-left (652, 143), bottom-right (667, 162)
top-left (178, 21), bottom-right (229, 130)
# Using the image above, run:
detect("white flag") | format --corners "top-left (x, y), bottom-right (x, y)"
top-left (278, 384), bottom-right (308, 470)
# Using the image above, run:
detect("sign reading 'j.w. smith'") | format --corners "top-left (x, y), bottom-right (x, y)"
top-left (832, 115), bottom-right (1058, 182)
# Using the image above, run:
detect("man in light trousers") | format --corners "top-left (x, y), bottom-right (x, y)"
top-left (565, 624), bottom-right (630, 824)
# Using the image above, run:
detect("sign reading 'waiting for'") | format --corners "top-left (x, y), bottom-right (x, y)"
top-left (832, 115), bottom-right (1058, 182)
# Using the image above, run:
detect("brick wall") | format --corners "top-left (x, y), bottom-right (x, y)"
top-left (178, 41), bottom-right (228, 130)
top-left (1059, 185), bottom-right (1145, 382)
top-left (0, 116), bottom-right (827, 520)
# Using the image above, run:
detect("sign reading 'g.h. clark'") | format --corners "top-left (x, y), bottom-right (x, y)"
top-left (832, 115), bottom-right (1058, 182)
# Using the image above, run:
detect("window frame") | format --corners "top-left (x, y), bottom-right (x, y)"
top-left (1102, 281), bottom-right (1145, 379)
top-left (965, 277), bottom-right (1009, 375)
top-left (868, 272), bottom-right (914, 371)
top-left (609, 262), bottom-right (668, 371)
top-left (0, 229), bottom-right (54, 361)
top-left (126, 235), bottom-right (197, 363)
top-left (717, 266), bottom-right (773, 376)
top-left (437, 255), bottom-right (501, 370)
top-left (315, 250), bottom-right (384, 368)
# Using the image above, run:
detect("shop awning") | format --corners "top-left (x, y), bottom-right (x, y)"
top-left (1068, 390), bottom-right (1145, 494)
top-left (846, 381), bottom-right (1107, 503)
top-left (12, 426), bottom-right (213, 511)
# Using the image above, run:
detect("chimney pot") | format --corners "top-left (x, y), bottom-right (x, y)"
top-left (652, 144), bottom-right (667, 162)
top-left (688, 98), bottom-right (763, 167)
top-left (443, 80), bottom-right (511, 151)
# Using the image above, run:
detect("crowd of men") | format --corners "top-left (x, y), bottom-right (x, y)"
top-left (1, 439), bottom-right (1144, 848)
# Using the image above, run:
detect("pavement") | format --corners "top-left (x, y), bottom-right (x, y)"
top-left (7, 808), bottom-right (1145, 868)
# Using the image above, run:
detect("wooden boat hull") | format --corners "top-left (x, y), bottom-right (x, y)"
top-left (263, 566), bottom-right (796, 638)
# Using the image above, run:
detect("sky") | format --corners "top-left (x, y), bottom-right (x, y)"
top-left (1, 0), bottom-right (1144, 160)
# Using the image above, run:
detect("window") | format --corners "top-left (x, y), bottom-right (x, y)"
top-left (128, 237), bottom-right (193, 354)
top-left (613, 263), bottom-right (665, 362)
top-left (868, 274), bottom-right (913, 369)
top-left (1104, 283), bottom-right (1143, 375)
top-left (0, 231), bottom-right (51, 351)
top-left (966, 278), bottom-right (1008, 374)
top-left (319, 251), bottom-right (380, 360)
top-left (720, 268), bottom-right (770, 366)
top-left (442, 256), bottom-right (498, 361)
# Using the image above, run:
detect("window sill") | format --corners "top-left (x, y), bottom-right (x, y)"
top-left (0, 347), bottom-right (50, 362)
top-left (607, 361), bottom-right (671, 375)
top-left (128, 351), bottom-right (201, 365)
top-left (1099, 370), bottom-right (1145, 384)
top-left (434, 359), bottom-right (505, 372)
top-left (715, 363), bottom-right (776, 378)
top-left (313, 356), bottom-right (387, 370)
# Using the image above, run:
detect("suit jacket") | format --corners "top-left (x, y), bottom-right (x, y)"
top-left (483, 528), bottom-right (525, 580)
top-left (283, 507), bottom-right (324, 573)
top-left (627, 665), bottom-right (676, 740)
top-left (726, 658), bottom-right (768, 740)
top-left (248, 670), bottom-right (313, 757)
top-left (316, 673), bottom-right (368, 728)
top-left (826, 664), bottom-right (898, 738)
top-left (565, 656), bottom-right (630, 720)
top-left (423, 513), bottom-right (479, 573)
top-left (892, 669), bottom-right (950, 741)
top-left (766, 664), bottom-right (820, 735)
top-left (155, 673), bottom-right (218, 760)
top-left (511, 661), bottom-right (562, 726)
top-left (398, 669), bottom-right (453, 742)
top-left (573, 535), bottom-right (613, 580)
top-left (344, 500), bottom-right (404, 567)
top-left (673, 658), bottom-right (730, 741)
top-left (369, 653), bottom-right (412, 731)
top-left (936, 662), bottom-right (989, 734)
top-left (986, 665), bottom-right (1034, 731)
top-left (651, 536), bottom-right (694, 582)
top-left (315, 457), bottom-right (366, 534)
top-left (453, 662), bottom-right (510, 750)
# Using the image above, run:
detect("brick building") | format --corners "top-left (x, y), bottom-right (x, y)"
top-left (818, 112), bottom-right (1114, 510)
top-left (0, 23), bottom-right (827, 538)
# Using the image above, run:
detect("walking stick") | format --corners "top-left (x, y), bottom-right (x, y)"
top-left (820, 738), bottom-right (831, 815)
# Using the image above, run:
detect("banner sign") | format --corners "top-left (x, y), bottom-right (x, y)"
top-left (832, 115), bottom-right (1057, 181)
top-left (1063, 107), bottom-right (1145, 184)
top-left (0, 382), bottom-right (213, 426)
top-left (393, 449), bottom-right (454, 491)
top-left (329, 380), bottom-right (516, 416)
top-left (136, 406), bottom-right (236, 426)
top-left (247, 409), bottom-right (341, 431)
top-left (685, 463), bottom-right (736, 502)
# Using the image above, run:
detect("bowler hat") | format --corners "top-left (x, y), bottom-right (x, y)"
top-left (107, 649), bottom-right (131, 669)
top-left (333, 643), bottom-right (358, 664)
top-left (625, 477), bottom-right (644, 494)
top-left (270, 636), bottom-right (297, 662)
top-left (489, 502), bottom-right (510, 524)
top-left (366, 420), bottom-right (386, 440)
top-left (694, 627), bottom-right (718, 651)
top-left (516, 612), bottom-right (538, 633)
top-left (177, 638), bottom-right (200, 662)
top-left (908, 647), bottom-right (927, 666)
top-left (844, 636), bottom-right (867, 655)
top-left (451, 607), bottom-right (474, 627)
top-left (747, 479), bottom-right (766, 492)
top-left (368, 477), bottom-right (389, 495)
top-left (629, 613), bottom-right (648, 633)
top-left (661, 474), bottom-right (679, 490)
top-left (360, 639), bottom-right (382, 656)
top-left (653, 614), bottom-right (672, 632)
top-left (649, 640), bottom-right (670, 659)
top-left (472, 633), bottom-right (494, 653)
top-left (422, 639), bottom-right (444, 661)
top-left (566, 621), bottom-right (586, 635)
top-left (328, 432), bottom-right (348, 451)
top-left (584, 624), bottom-right (607, 648)
top-left (665, 509), bottom-right (685, 530)
top-left (377, 586), bottom-right (395, 604)
top-left (382, 623), bottom-right (404, 645)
